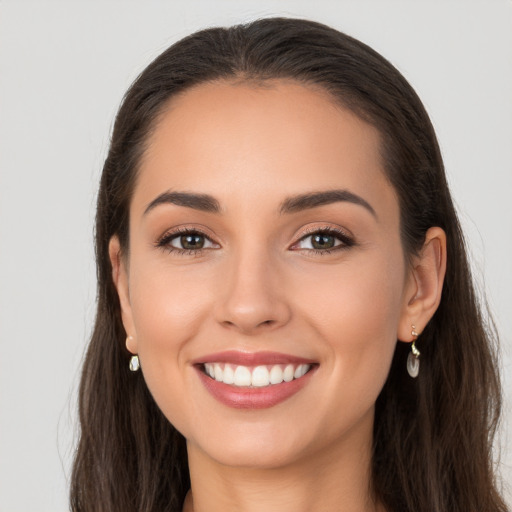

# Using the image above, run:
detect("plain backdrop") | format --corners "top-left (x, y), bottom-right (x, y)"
top-left (0, 1), bottom-right (511, 511)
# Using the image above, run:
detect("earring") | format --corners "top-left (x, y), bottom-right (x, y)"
top-left (129, 354), bottom-right (140, 372)
top-left (126, 335), bottom-right (139, 372)
top-left (407, 325), bottom-right (420, 378)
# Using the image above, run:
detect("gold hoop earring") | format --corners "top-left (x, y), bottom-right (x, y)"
top-left (407, 325), bottom-right (420, 378)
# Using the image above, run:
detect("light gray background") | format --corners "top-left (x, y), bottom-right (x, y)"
top-left (0, 1), bottom-right (511, 511)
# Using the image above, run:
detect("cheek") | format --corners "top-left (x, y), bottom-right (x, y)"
top-left (296, 252), bottom-right (405, 406)
top-left (129, 259), bottom-right (214, 343)
top-left (128, 260), bottom-right (209, 352)
top-left (127, 261), bottom-right (217, 434)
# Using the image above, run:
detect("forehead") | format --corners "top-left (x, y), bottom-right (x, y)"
top-left (135, 79), bottom-right (396, 219)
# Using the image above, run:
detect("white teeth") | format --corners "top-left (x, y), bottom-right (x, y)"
top-left (283, 364), bottom-right (294, 382)
top-left (251, 366), bottom-right (270, 387)
top-left (223, 364), bottom-right (234, 384)
top-left (214, 363), bottom-right (223, 382)
top-left (269, 365), bottom-right (284, 384)
top-left (233, 365), bottom-right (252, 386)
top-left (205, 363), bottom-right (215, 378)
top-left (294, 364), bottom-right (308, 378)
top-left (203, 362), bottom-right (312, 387)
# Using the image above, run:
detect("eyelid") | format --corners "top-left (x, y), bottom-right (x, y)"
top-left (296, 224), bottom-right (353, 238)
top-left (169, 232), bottom-right (217, 250)
top-left (155, 223), bottom-right (355, 256)
top-left (155, 225), bottom-right (220, 253)
top-left (289, 225), bottom-right (355, 252)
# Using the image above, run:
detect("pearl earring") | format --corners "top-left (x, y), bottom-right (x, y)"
top-left (407, 325), bottom-right (420, 378)
top-left (129, 354), bottom-right (140, 372)
top-left (126, 335), bottom-right (140, 372)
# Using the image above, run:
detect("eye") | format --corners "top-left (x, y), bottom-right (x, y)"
top-left (291, 227), bottom-right (354, 254)
top-left (156, 228), bottom-right (219, 254)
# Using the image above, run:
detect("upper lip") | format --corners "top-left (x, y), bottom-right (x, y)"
top-left (192, 350), bottom-right (316, 366)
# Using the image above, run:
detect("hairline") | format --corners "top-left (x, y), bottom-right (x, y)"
top-left (121, 75), bottom-right (411, 266)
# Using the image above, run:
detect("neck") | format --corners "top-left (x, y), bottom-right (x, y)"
top-left (184, 413), bottom-right (382, 512)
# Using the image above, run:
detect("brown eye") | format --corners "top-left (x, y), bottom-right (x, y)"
top-left (179, 233), bottom-right (205, 250)
top-left (292, 228), bottom-right (354, 253)
top-left (311, 233), bottom-right (336, 250)
top-left (157, 229), bottom-right (219, 253)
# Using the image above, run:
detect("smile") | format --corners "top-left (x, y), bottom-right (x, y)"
top-left (203, 363), bottom-right (312, 388)
top-left (194, 351), bottom-right (317, 409)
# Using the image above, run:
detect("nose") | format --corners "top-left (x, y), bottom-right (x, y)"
top-left (214, 249), bottom-right (291, 335)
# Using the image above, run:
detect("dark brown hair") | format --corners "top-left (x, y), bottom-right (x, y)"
top-left (71, 17), bottom-right (507, 512)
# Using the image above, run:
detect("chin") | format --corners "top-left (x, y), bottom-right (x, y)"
top-left (186, 420), bottom-right (314, 469)
top-left (195, 439), bottom-right (304, 470)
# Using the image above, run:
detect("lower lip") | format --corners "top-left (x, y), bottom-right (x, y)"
top-left (196, 366), bottom-right (316, 409)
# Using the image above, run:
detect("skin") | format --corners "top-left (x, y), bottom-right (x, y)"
top-left (110, 80), bottom-right (446, 512)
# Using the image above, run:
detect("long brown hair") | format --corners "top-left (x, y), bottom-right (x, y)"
top-left (71, 18), bottom-right (507, 512)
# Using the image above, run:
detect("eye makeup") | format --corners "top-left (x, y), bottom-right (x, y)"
top-left (155, 224), bottom-right (355, 257)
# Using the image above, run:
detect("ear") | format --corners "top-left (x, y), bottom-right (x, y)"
top-left (398, 227), bottom-right (447, 342)
top-left (109, 236), bottom-right (138, 354)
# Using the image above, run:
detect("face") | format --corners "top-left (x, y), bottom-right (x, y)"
top-left (114, 80), bottom-right (416, 469)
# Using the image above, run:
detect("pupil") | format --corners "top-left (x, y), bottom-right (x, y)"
top-left (312, 234), bottom-right (334, 249)
top-left (181, 234), bottom-right (204, 250)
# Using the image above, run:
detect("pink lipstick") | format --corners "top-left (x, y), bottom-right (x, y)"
top-left (193, 351), bottom-right (317, 409)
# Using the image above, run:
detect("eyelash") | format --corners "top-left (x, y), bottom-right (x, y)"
top-left (155, 226), bottom-right (355, 256)
top-left (293, 226), bottom-right (355, 255)
top-left (155, 227), bottom-right (216, 257)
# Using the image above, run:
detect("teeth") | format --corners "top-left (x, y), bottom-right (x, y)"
top-left (203, 362), bottom-right (311, 387)
top-left (205, 363), bottom-right (215, 378)
top-left (269, 365), bottom-right (284, 384)
top-left (251, 366), bottom-right (270, 387)
top-left (234, 366), bottom-right (252, 386)
top-left (283, 364), bottom-right (294, 382)
top-left (214, 364), bottom-right (223, 382)
top-left (294, 364), bottom-right (308, 378)
top-left (223, 364), bottom-right (234, 384)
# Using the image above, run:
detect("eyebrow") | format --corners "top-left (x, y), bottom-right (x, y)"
top-left (279, 189), bottom-right (377, 218)
top-left (144, 191), bottom-right (221, 215)
top-left (144, 188), bottom-right (376, 218)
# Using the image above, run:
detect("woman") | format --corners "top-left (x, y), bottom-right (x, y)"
top-left (70, 17), bottom-right (508, 512)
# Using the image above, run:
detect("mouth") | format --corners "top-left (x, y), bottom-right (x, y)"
top-left (201, 362), bottom-right (313, 388)
top-left (193, 351), bottom-right (318, 409)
